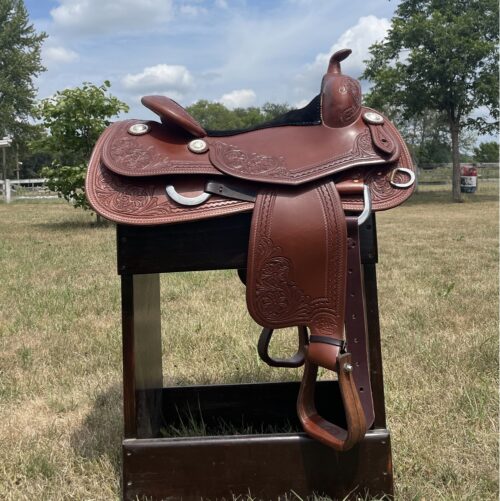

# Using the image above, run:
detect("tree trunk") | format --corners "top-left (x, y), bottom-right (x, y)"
top-left (450, 121), bottom-right (462, 202)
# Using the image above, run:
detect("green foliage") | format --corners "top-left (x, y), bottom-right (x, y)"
top-left (363, 0), bottom-right (499, 131)
top-left (35, 82), bottom-right (128, 210)
top-left (35, 81), bottom-right (129, 166)
top-left (41, 165), bottom-right (87, 209)
top-left (0, 0), bottom-right (46, 138)
top-left (12, 123), bottom-right (53, 178)
top-left (186, 100), bottom-right (291, 130)
top-left (362, 0), bottom-right (499, 200)
top-left (417, 140), bottom-right (451, 165)
top-left (474, 141), bottom-right (499, 163)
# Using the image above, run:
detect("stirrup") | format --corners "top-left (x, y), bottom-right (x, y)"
top-left (297, 352), bottom-right (367, 451)
top-left (257, 326), bottom-right (308, 368)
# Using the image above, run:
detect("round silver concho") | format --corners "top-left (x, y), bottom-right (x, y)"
top-left (128, 123), bottom-right (150, 136)
top-left (188, 139), bottom-right (209, 154)
top-left (363, 112), bottom-right (384, 125)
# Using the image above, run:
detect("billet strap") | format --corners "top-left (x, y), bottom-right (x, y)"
top-left (345, 215), bottom-right (375, 427)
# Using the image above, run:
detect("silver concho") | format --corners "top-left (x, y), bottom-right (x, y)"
top-left (363, 112), bottom-right (384, 125)
top-left (188, 139), bottom-right (209, 154)
top-left (128, 123), bottom-right (150, 135)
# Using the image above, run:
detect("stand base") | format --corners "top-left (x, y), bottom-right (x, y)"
top-left (123, 382), bottom-right (393, 500)
top-left (123, 430), bottom-right (393, 500)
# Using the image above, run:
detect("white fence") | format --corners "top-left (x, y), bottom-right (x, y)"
top-left (0, 178), bottom-right (58, 203)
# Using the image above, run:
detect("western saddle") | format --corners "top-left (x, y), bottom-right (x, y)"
top-left (86, 49), bottom-right (415, 451)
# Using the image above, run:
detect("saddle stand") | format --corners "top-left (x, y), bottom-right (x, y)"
top-left (87, 49), bottom-right (415, 499)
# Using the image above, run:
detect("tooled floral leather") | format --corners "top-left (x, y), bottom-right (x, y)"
top-left (89, 166), bottom-right (251, 225)
top-left (338, 77), bottom-right (362, 125)
top-left (252, 237), bottom-right (313, 321)
top-left (109, 135), bottom-right (168, 172)
top-left (85, 135), bottom-right (253, 226)
top-left (102, 120), bottom-right (220, 177)
top-left (321, 74), bottom-right (362, 128)
top-left (210, 129), bottom-right (382, 185)
top-left (211, 142), bottom-right (288, 177)
top-left (246, 181), bottom-right (346, 336)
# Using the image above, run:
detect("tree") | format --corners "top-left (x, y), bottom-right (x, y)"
top-left (35, 82), bottom-right (129, 211)
top-left (362, 0), bottom-right (499, 201)
top-left (0, 0), bottom-right (46, 179)
top-left (186, 101), bottom-right (291, 130)
top-left (473, 141), bottom-right (499, 163)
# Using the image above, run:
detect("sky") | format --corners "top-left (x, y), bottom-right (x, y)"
top-left (24, 0), bottom-right (398, 120)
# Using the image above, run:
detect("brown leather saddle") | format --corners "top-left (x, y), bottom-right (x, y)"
top-left (86, 49), bottom-right (415, 451)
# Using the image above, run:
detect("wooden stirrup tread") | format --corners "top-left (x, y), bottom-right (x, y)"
top-left (297, 353), bottom-right (367, 451)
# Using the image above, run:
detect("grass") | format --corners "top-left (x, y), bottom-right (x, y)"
top-left (0, 182), bottom-right (498, 500)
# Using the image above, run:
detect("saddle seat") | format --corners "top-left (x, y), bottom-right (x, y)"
top-left (86, 49), bottom-right (415, 452)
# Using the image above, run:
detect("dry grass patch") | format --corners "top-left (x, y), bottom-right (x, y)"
top-left (0, 184), bottom-right (497, 500)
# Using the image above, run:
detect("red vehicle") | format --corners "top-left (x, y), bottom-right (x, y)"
top-left (460, 164), bottom-right (478, 193)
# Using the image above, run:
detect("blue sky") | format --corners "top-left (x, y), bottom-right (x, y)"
top-left (25, 0), bottom-right (399, 120)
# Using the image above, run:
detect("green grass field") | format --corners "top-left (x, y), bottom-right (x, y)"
top-left (0, 184), bottom-right (498, 500)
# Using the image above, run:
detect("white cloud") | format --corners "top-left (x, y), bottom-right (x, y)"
top-left (180, 4), bottom-right (208, 16)
top-left (312, 15), bottom-right (390, 75)
top-left (122, 64), bottom-right (194, 95)
top-left (219, 89), bottom-right (256, 109)
top-left (50, 0), bottom-right (174, 35)
top-left (294, 98), bottom-right (310, 109)
top-left (43, 46), bottom-right (79, 65)
top-left (293, 15), bottom-right (390, 100)
top-left (214, 0), bottom-right (228, 8)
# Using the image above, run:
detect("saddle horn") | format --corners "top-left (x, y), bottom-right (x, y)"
top-left (327, 48), bottom-right (352, 74)
top-left (321, 48), bottom-right (362, 128)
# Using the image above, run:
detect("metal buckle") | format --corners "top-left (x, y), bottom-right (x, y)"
top-left (389, 167), bottom-right (415, 189)
top-left (165, 185), bottom-right (211, 206)
top-left (357, 185), bottom-right (372, 227)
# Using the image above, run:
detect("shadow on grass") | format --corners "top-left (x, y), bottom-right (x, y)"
top-left (32, 220), bottom-right (114, 232)
top-left (70, 384), bottom-right (122, 476)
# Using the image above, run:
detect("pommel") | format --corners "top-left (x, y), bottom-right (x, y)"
top-left (327, 49), bottom-right (352, 74)
top-left (321, 48), bottom-right (361, 128)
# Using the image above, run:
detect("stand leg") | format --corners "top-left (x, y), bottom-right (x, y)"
top-left (122, 274), bottom-right (163, 438)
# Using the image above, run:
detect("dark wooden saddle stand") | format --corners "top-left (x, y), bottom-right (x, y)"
top-left (87, 49), bottom-right (415, 499)
top-left (118, 212), bottom-right (393, 500)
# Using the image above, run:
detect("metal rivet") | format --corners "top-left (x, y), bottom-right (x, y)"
top-left (188, 139), bottom-right (208, 154)
top-left (343, 363), bottom-right (353, 373)
top-left (128, 123), bottom-right (150, 135)
top-left (363, 112), bottom-right (384, 125)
